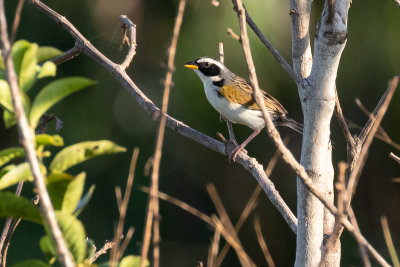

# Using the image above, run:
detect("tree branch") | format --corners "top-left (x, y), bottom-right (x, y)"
top-left (29, 0), bottom-right (298, 235)
top-left (0, 2), bottom-right (73, 266)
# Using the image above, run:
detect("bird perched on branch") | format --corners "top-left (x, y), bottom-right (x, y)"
top-left (184, 57), bottom-right (302, 160)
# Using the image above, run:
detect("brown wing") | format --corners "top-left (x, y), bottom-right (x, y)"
top-left (219, 76), bottom-right (287, 115)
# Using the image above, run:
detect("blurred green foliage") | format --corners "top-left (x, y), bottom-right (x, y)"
top-left (1, 0), bottom-right (400, 266)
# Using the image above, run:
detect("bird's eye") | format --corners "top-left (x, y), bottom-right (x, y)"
top-left (203, 62), bottom-right (210, 67)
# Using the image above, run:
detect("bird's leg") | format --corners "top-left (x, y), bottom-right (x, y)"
top-left (220, 115), bottom-right (238, 145)
top-left (230, 129), bottom-right (261, 161)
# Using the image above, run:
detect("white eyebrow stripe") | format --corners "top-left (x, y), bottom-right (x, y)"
top-left (197, 57), bottom-right (225, 69)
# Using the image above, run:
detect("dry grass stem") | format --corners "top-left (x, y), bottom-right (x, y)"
top-left (207, 184), bottom-right (255, 267)
top-left (348, 207), bottom-right (371, 267)
top-left (140, 2), bottom-right (186, 267)
top-left (254, 216), bottom-right (276, 267)
top-left (211, 215), bottom-right (255, 267)
top-left (110, 148), bottom-right (139, 266)
top-left (217, 141), bottom-right (285, 264)
top-left (207, 229), bottom-right (221, 267)
top-left (380, 216), bottom-right (400, 267)
top-left (137, 186), bottom-right (213, 226)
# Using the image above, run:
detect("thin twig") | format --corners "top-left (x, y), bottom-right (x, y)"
top-left (355, 97), bottom-right (400, 149)
top-left (10, 0), bottom-right (25, 44)
top-left (207, 229), bottom-right (221, 267)
top-left (0, 2), bottom-right (74, 266)
top-left (345, 76), bottom-right (399, 207)
top-left (51, 46), bottom-right (80, 65)
top-left (137, 186), bottom-right (213, 226)
top-left (90, 237), bottom-right (122, 264)
top-left (334, 85), bottom-right (354, 146)
top-left (381, 216), bottom-right (400, 267)
top-left (227, 28), bottom-right (240, 41)
top-left (110, 148), bottom-right (139, 266)
top-left (254, 216), bottom-right (276, 267)
top-left (232, 1), bottom-right (300, 83)
top-left (216, 138), bottom-right (286, 265)
top-left (119, 15), bottom-right (137, 70)
top-left (390, 152), bottom-right (400, 165)
top-left (211, 215), bottom-right (255, 267)
top-left (348, 207), bottom-right (371, 267)
top-left (140, 2), bottom-right (186, 267)
top-left (207, 184), bottom-right (255, 267)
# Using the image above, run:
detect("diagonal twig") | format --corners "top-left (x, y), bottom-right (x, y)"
top-left (110, 148), bottom-right (139, 266)
top-left (232, 1), bottom-right (300, 83)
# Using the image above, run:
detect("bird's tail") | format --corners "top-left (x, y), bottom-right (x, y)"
top-left (276, 116), bottom-right (303, 134)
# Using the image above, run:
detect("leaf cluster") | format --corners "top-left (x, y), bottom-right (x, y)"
top-left (0, 40), bottom-right (141, 266)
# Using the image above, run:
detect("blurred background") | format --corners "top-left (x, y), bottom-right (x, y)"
top-left (2, 0), bottom-right (400, 266)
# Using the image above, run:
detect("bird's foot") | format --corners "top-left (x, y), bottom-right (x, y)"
top-left (229, 144), bottom-right (247, 162)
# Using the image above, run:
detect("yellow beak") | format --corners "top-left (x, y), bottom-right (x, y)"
top-left (184, 64), bottom-right (198, 70)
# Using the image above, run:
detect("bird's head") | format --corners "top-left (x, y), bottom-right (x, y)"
top-left (184, 57), bottom-right (232, 86)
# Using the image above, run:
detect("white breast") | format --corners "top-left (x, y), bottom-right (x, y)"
top-left (202, 82), bottom-right (265, 131)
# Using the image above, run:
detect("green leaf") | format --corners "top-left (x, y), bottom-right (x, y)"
top-left (37, 46), bottom-right (62, 63)
top-left (74, 184), bottom-right (95, 216)
top-left (39, 235), bottom-right (56, 263)
top-left (53, 211), bottom-right (87, 263)
top-left (0, 80), bottom-right (13, 112)
top-left (3, 91), bottom-right (31, 129)
top-left (37, 61), bottom-right (56, 79)
top-left (49, 140), bottom-right (126, 173)
top-left (11, 259), bottom-right (50, 267)
top-left (19, 43), bottom-right (38, 92)
top-left (36, 134), bottom-right (64, 147)
top-left (12, 40), bottom-right (31, 75)
top-left (0, 192), bottom-right (41, 223)
top-left (0, 164), bottom-right (16, 178)
top-left (120, 255), bottom-right (149, 267)
top-left (29, 77), bottom-right (96, 129)
top-left (0, 162), bottom-right (46, 190)
top-left (0, 162), bottom-right (33, 190)
top-left (0, 147), bottom-right (25, 168)
top-left (47, 172), bottom-right (86, 213)
top-left (3, 110), bottom-right (16, 128)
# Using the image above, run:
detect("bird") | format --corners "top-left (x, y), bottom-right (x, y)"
top-left (184, 57), bottom-right (302, 160)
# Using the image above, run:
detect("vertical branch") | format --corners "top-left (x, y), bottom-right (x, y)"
top-left (289, 0), bottom-right (313, 78)
top-left (0, 2), bottom-right (74, 267)
top-left (140, 1), bottom-right (186, 267)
